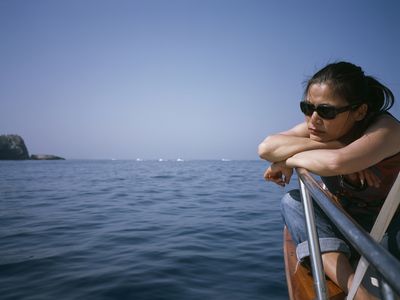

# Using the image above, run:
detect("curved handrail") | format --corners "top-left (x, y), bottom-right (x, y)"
top-left (296, 167), bottom-right (400, 296)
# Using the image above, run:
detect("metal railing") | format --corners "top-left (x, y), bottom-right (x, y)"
top-left (296, 167), bottom-right (400, 299)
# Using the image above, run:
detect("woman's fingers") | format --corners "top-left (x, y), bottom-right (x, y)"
top-left (264, 162), bottom-right (293, 187)
top-left (364, 170), bottom-right (373, 187)
top-left (264, 168), bottom-right (286, 186)
top-left (271, 175), bottom-right (287, 187)
top-left (364, 169), bottom-right (381, 188)
top-left (283, 169), bottom-right (293, 184)
top-left (357, 171), bottom-right (365, 187)
top-left (266, 175), bottom-right (284, 186)
top-left (358, 169), bottom-right (381, 188)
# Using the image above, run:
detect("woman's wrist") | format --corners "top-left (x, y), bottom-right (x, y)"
top-left (284, 156), bottom-right (297, 169)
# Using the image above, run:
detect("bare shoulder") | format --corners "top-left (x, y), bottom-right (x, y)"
top-left (336, 114), bottom-right (400, 171)
top-left (359, 113), bottom-right (400, 160)
top-left (366, 113), bottom-right (400, 132)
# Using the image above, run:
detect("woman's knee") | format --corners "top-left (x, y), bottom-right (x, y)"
top-left (281, 189), bottom-right (302, 211)
top-left (281, 189), bottom-right (304, 222)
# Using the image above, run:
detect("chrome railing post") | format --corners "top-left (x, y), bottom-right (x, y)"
top-left (299, 175), bottom-right (328, 300)
top-left (296, 168), bottom-right (400, 297)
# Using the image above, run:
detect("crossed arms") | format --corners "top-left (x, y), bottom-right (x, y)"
top-left (258, 115), bottom-right (400, 187)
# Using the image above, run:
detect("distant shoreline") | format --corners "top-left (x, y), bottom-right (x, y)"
top-left (0, 134), bottom-right (65, 160)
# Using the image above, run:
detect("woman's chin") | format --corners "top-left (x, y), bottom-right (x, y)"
top-left (309, 133), bottom-right (330, 142)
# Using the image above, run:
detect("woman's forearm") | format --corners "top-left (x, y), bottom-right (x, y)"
top-left (285, 149), bottom-right (342, 176)
top-left (258, 134), bottom-right (343, 163)
top-left (284, 116), bottom-right (400, 176)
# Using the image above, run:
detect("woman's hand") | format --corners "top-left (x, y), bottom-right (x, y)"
top-left (343, 168), bottom-right (381, 188)
top-left (264, 161), bottom-right (293, 187)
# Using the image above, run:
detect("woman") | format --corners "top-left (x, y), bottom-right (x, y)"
top-left (258, 61), bottom-right (400, 299)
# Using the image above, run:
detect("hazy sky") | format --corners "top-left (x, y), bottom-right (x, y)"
top-left (1, 0), bottom-right (399, 160)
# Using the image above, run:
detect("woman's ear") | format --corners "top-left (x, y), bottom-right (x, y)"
top-left (355, 103), bottom-right (368, 121)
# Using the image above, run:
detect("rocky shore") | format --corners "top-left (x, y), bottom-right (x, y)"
top-left (0, 134), bottom-right (65, 160)
top-left (30, 154), bottom-right (65, 160)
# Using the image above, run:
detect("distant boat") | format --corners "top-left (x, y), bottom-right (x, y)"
top-left (177, 158), bottom-right (184, 162)
top-left (221, 158), bottom-right (231, 161)
top-left (158, 158), bottom-right (164, 162)
top-left (136, 158), bottom-right (143, 161)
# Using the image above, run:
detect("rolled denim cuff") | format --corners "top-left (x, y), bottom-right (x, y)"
top-left (296, 237), bottom-right (351, 261)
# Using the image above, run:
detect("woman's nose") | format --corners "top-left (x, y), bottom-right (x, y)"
top-left (310, 111), bottom-right (322, 124)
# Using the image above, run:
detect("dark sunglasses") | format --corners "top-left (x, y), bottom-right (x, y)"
top-left (300, 101), bottom-right (361, 120)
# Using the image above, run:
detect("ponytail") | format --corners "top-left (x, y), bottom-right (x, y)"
top-left (365, 76), bottom-right (394, 114)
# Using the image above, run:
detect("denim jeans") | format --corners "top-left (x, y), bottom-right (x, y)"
top-left (281, 189), bottom-right (400, 261)
top-left (282, 189), bottom-right (351, 261)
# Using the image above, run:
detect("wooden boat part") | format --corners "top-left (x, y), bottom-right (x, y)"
top-left (283, 227), bottom-right (345, 300)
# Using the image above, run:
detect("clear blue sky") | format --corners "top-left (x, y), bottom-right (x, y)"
top-left (1, 0), bottom-right (399, 160)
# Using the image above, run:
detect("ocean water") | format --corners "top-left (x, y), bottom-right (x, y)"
top-left (0, 160), bottom-right (299, 300)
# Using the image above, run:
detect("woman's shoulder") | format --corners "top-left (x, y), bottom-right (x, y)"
top-left (353, 112), bottom-right (400, 164)
top-left (367, 112), bottom-right (400, 130)
top-left (378, 112), bottom-right (399, 122)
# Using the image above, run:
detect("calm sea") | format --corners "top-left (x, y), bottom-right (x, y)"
top-left (0, 160), bottom-right (299, 300)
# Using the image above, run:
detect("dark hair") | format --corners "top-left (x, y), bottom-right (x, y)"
top-left (304, 61), bottom-right (395, 117)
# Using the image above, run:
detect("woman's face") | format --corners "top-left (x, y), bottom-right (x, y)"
top-left (305, 83), bottom-right (362, 142)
